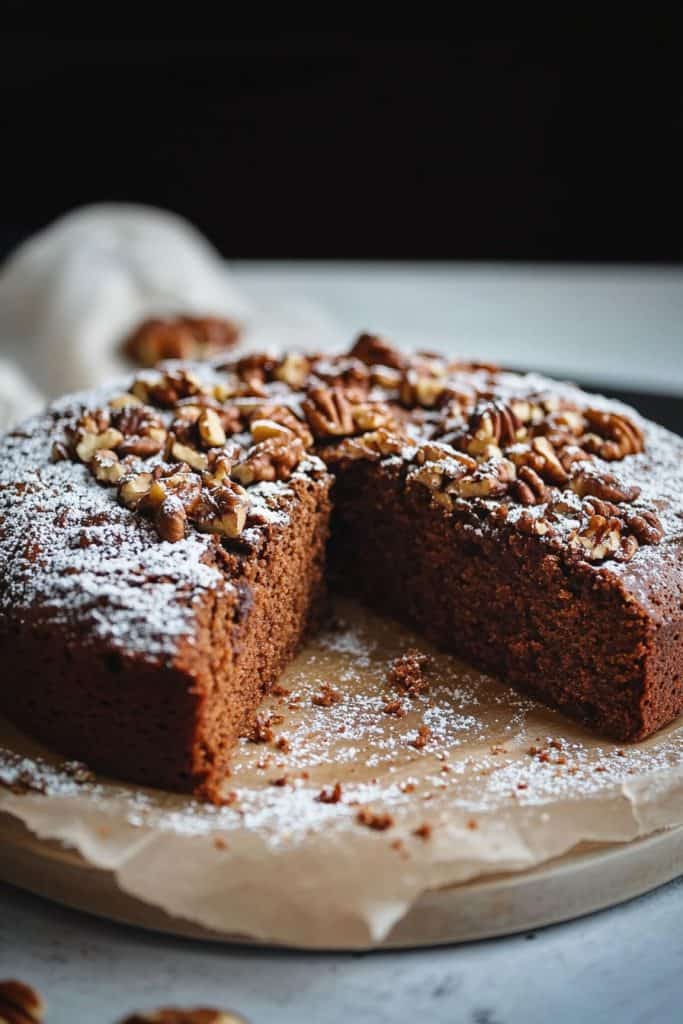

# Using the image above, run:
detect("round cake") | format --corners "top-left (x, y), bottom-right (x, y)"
top-left (0, 334), bottom-right (681, 800)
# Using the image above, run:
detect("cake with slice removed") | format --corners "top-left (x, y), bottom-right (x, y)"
top-left (0, 334), bottom-right (681, 799)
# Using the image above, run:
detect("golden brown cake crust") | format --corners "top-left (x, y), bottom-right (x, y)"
top-left (0, 334), bottom-right (681, 796)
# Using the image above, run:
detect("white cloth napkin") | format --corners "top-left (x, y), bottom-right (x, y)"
top-left (0, 204), bottom-right (341, 429)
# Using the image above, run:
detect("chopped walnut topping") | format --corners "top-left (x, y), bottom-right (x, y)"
top-left (169, 439), bottom-right (209, 472)
top-left (570, 513), bottom-right (632, 562)
top-left (133, 368), bottom-right (204, 407)
top-left (324, 428), bottom-right (406, 463)
top-left (197, 408), bottom-right (227, 449)
top-left (113, 404), bottom-right (167, 457)
top-left (273, 352), bottom-right (311, 388)
top-left (232, 436), bottom-right (305, 485)
top-left (194, 481), bottom-right (249, 538)
top-left (90, 449), bottom-right (126, 484)
top-left (246, 404), bottom-right (314, 448)
top-left (400, 367), bottom-right (447, 407)
top-left (623, 508), bottom-right (664, 545)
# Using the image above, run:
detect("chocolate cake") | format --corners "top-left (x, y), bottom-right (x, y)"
top-left (0, 335), bottom-right (681, 799)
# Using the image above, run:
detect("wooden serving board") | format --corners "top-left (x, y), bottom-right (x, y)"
top-left (1, 813), bottom-right (682, 949)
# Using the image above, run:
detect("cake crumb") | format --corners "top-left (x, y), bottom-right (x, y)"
top-left (387, 648), bottom-right (433, 696)
top-left (409, 724), bottom-right (432, 749)
top-left (270, 684), bottom-right (291, 697)
top-left (249, 714), bottom-right (275, 743)
top-left (316, 782), bottom-right (343, 804)
top-left (213, 836), bottom-right (229, 850)
top-left (413, 822), bottom-right (432, 840)
top-left (270, 775), bottom-right (288, 787)
top-left (357, 808), bottom-right (394, 831)
top-left (312, 683), bottom-right (342, 707)
top-left (276, 735), bottom-right (291, 753)
top-left (383, 697), bottom-right (406, 717)
top-left (467, 818), bottom-right (478, 830)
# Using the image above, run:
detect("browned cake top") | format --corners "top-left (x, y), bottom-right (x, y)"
top-left (1, 333), bottom-right (682, 657)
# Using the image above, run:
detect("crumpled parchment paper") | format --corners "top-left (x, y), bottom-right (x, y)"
top-left (1, 598), bottom-right (682, 949)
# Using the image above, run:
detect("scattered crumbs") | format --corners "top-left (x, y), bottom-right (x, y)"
top-left (213, 836), bottom-right (229, 850)
top-left (400, 780), bottom-right (416, 793)
top-left (390, 838), bottom-right (404, 852)
top-left (383, 698), bottom-right (406, 718)
top-left (467, 818), bottom-right (478, 830)
top-left (616, 749), bottom-right (626, 757)
top-left (440, 764), bottom-right (451, 774)
top-left (300, 771), bottom-right (310, 780)
top-left (490, 745), bottom-right (507, 755)
top-left (276, 736), bottom-right (291, 753)
top-left (387, 648), bottom-right (433, 697)
top-left (316, 782), bottom-right (343, 804)
top-left (517, 781), bottom-right (528, 790)
top-left (413, 822), bottom-right (432, 840)
top-left (270, 776), bottom-right (288, 787)
top-left (357, 808), bottom-right (394, 831)
top-left (549, 738), bottom-right (563, 750)
top-left (256, 754), bottom-right (271, 770)
top-left (249, 713), bottom-right (275, 744)
top-left (312, 683), bottom-right (342, 708)
top-left (409, 724), bottom-right (432, 749)
top-left (270, 684), bottom-right (290, 697)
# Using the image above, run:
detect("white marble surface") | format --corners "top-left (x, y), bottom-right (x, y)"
top-left (1, 263), bottom-right (682, 1022)
top-left (1, 878), bottom-right (681, 1023)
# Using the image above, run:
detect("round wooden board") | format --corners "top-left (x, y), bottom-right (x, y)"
top-left (1, 812), bottom-right (681, 949)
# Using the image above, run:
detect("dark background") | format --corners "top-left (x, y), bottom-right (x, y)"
top-left (1, 24), bottom-right (683, 261)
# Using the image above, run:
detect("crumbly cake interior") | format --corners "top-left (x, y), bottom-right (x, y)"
top-left (0, 333), bottom-right (681, 798)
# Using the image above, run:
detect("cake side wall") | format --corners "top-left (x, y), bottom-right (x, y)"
top-left (0, 609), bottom-right (208, 791)
top-left (330, 461), bottom-right (654, 742)
top-left (194, 475), bottom-right (332, 801)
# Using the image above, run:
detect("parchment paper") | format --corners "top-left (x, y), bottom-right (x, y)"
top-left (1, 598), bottom-right (682, 948)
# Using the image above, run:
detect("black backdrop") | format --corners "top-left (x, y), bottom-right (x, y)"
top-left (2, 25), bottom-right (683, 261)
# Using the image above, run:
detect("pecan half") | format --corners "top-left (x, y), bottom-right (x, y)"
top-left (623, 508), bottom-right (664, 545)
top-left (348, 332), bottom-right (405, 369)
top-left (510, 465), bottom-right (549, 506)
top-left (122, 315), bottom-right (240, 367)
top-left (582, 408), bottom-right (645, 460)
top-left (0, 979), bottom-right (45, 1023)
top-left (468, 400), bottom-right (520, 447)
top-left (571, 469), bottom-right (641, 504)
top-left (302, 386), bottom-right (354, 438)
